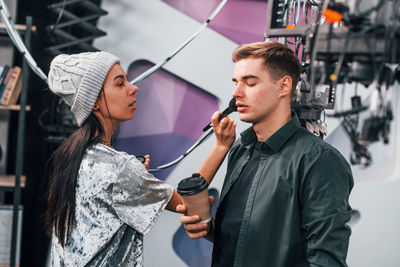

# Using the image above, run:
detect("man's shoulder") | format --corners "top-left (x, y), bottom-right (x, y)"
top-left (227, 137), bottom-right (245, 160)
top-left (294, 128), bottom-right (350, 166)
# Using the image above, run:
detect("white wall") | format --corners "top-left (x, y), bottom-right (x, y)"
top-left (327, 82), bottom-right (400, 267)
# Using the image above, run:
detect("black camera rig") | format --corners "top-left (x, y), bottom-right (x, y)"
top-left (265, 0), bottom-right (400, 166)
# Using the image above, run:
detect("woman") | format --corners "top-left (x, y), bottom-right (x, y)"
top-left (45, 51), bottom-right (236, 266)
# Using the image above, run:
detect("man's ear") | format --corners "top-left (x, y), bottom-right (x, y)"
top-left (279, 76), bottom-right (292, 98)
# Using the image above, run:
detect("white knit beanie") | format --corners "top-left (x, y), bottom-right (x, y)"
top-left (48, 51), bottom-right (120, 126)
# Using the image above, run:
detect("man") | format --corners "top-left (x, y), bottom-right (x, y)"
top-left (177, 41), bottom-right (354, 267)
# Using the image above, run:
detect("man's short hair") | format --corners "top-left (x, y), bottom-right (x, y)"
top-left (232, 41), bottom-right (301, 95)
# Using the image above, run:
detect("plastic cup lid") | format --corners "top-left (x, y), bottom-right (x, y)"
top-left (177, 173), bottom-right (208, 196)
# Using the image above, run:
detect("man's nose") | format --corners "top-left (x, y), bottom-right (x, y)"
top-left (232, 83), bottom-right (243, 98)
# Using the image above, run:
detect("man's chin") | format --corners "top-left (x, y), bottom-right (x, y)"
top-left (239, 114), bottom-right (253, 123)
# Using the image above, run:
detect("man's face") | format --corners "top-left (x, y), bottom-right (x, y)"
top-left (232, 57), bottom-right (280, 125)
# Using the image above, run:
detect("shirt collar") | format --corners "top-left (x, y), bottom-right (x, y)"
top-left (240, 126), bottom-right (257, 147)
top-left (240, 114), bottom-right (302, 153)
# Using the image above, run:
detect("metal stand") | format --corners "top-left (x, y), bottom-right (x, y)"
top-left (46, 0), bottom-right (107, 55)
top-left (10, 15), bottom-right (32, 267)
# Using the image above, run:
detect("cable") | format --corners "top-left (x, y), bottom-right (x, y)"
top-left (294, 0), bottom-right (301, 25)
top-left (0, 0), bottom-right (48, 82)
top-left (148, 129), bottom-right (214, 172)
top-left (309, 0), bottom-right (322, 7)
top-left (281, 0), bottom-right (291, 27)
top-left (331, 28), bottom-right (351, 87)
top-left (303, 0), bottom-right (308, 24)
top-left (130, 0), bottom-right (228, 85)
top-left (38, 107), bottom-right (50, 129)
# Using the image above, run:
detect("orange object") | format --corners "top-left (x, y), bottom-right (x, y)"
top-left (285, 25), bottom-right (295, 29)
top-left (324, 9), bottom-right (343, 23)
top-left (329, 73), bottom-right (338, 81)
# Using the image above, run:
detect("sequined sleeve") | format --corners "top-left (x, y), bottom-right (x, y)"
top-left (112, 156), bottom-right (173, 235)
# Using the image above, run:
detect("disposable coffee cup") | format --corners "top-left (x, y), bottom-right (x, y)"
top-left (177, 173), bottom-right (211, 223)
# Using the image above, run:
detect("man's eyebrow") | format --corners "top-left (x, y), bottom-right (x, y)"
top-left (113, 75), bottom-right (124, 81)
top-left (232, 75), bottom-right (259, 82)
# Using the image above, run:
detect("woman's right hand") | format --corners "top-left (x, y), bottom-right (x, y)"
top-left (194, 111), bottom-right (236, 186)
top-left (144, 155), bottom-right (150, 170)
top-left (211, 111), bottom-right (236, 149)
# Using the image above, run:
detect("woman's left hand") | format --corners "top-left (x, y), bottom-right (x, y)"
top-left (211, 111), bottom-right (237, 149)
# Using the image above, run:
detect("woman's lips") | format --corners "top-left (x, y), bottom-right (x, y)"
top-left (129, 101), bottom-right (137, 110)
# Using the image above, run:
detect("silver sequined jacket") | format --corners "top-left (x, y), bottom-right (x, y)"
top-left (50, 143), bottom-right (173, 266)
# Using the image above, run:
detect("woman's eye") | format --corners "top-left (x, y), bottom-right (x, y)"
top-left (118, 82), bottom-right (124, 87)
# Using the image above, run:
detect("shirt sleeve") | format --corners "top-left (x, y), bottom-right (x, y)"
top-left (112, 156), bottom-right (173, 235)
top-left (300, 147), bottom-right (354, 267)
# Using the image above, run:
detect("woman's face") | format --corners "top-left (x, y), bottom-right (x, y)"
top-left (95, 63), bottom-right (139, 126)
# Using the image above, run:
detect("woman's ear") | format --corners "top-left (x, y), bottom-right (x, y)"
top-left (93, 90), bottom-right (104, 111)
top-left (93, 102), bottom-right (100, 111)
top-left (279, 76), bottom-right (292, 98)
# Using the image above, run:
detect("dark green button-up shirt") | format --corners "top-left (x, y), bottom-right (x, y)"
top-left (215, 115), bottom-right (354, 267)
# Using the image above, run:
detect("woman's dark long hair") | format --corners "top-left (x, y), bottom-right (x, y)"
top-left (45, 113), bottom-right (104, 247)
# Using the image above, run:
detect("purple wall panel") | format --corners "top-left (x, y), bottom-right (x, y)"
top-left (115, 134), bottom-right (196, 180)
top-left (115, 60), bottom-right (219, 180)
top-left (163, 0), bottom-right (267, 44)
